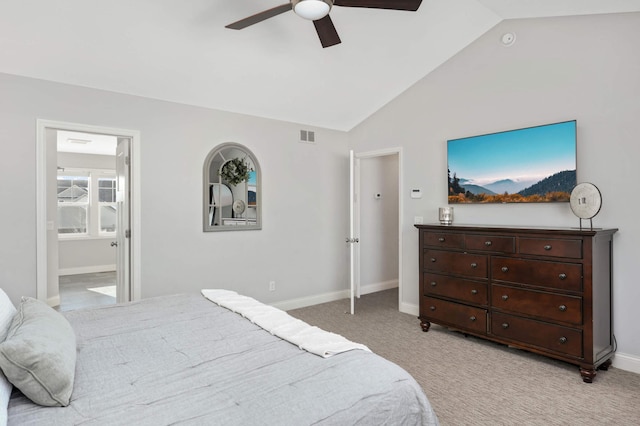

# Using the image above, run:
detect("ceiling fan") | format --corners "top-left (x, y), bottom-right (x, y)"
top-left (225, 0), bottom-right (423, 48)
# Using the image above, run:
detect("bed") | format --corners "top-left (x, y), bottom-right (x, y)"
top-left (1, 289), bottom-right (439, 425)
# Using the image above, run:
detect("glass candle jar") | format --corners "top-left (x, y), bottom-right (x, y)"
top-left (439, 207), bottom-right (453, 225)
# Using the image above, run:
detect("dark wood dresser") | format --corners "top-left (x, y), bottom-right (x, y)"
top-left (415, 224), bottom-right (617, 382)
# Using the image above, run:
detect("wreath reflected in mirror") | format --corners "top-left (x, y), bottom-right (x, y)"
top-left (219, 157), bottom-right (253, 186)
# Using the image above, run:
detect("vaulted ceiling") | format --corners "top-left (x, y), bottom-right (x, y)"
top-left (1, 0), bottom-right (639, 131)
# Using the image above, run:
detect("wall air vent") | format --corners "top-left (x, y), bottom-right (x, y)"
top-left (299, 130), bottom-right (316, 144)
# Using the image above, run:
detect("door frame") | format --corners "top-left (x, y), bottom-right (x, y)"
top-left (35, 119), bottom-right (142, 303)
top-left (353, 147), bottom-right (403, 311)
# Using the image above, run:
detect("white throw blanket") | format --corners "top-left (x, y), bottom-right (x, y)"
top-left (201, 289), bottom-right (371, 358)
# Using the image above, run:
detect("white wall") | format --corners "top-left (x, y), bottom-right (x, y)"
top-left (58, 239), bottom-right (115, 275)
top-left (0, 72), bottom-right (350, 307)
top-left (58, 151), bottom-right (115, 170)
top-left (359, 155), bottom-right (399, 291)
top-left (350, 13), bottom-right (640, 366)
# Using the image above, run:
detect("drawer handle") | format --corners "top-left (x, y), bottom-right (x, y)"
top-left (559, 305), bottom-right (567, 312)
top-left (559, 336), bottom-right (567, 344)
top-left (429, 306), bottom-right (436, 311)
top-left (470, 316), bottom-right (477, 322)
top-left (430, 258), bottom-right (436, 263)
top-left (544, 245), bottom-right (552, 251)
top-left (502, 323), bottom-right (509, 329)
top-left (485, 241), bottom-right (492, 246)
top-left (438, 237), bottom-right (445, 242)
top-left (501, 266), bottom-right (509, 273)
top-left (559, 273), bottom-right (567, 280)
top-left (470, 262), bottom-right (478, 269)
top-left (502, 295), bottom-right (509, 301)
top-left (471, 289), bottom-right (478, 295)
top-left (430, 281), bottom-right (437, 287)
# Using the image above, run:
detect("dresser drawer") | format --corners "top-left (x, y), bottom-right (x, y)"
top-left (424, 273), bottom-right (488, 305)
top-left (491, 312), bottom-right (583, 358)
top-left (491, 284), bottom-right (582, 325)
top-left (421, 296), bottom-right (487, 334)
top-left (519, 237), bottom-right (582, 259)
top-left (491, 257), bottom-right (582, 292)
top-left (425, 250), bottom-right (488, 279)
top-left (465, 234), bottom-right (515, 253)
top-left (423, 231), bottom-right (464, 249)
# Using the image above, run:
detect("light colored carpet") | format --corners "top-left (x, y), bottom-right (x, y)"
top-left (288, 289), bottom-right (640, 425)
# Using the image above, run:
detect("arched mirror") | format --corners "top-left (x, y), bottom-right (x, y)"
top-left (203, 143), bottom-right (261, 231)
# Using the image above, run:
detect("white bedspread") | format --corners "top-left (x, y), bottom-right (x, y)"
top-left (201, 289), bottom-right (371, 358)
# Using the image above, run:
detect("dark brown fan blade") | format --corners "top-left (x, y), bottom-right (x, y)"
top-left (333, 0), bottom-right (422, 11)
top-left (225, 3), bottom-right (292, 30)
top-left (313, 15), bottom-right (341, 48)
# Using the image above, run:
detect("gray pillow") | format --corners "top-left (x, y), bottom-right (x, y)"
top-left (0, 297), bottom-right (77, 407)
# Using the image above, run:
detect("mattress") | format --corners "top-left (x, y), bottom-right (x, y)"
top-left (8, 293), bottom-right (439, 425)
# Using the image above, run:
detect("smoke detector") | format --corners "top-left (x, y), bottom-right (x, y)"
top-left (501, 32), bottom-right (516, 47)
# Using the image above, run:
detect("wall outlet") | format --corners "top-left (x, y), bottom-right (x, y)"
top-left (269, 281), bottom-right (276, 291)
top-left (414, 216), bottom-right (424, 225)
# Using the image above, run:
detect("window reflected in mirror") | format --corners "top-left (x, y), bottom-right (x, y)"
top-left (203, 143), bottom-right (261, 231)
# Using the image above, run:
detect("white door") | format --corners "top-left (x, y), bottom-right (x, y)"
top-left (347, 150), bottom-right (361, 314)
top-left (351, 148), bottom-right (402, 313)
top-left (115, 137), bottom-right (131, 303)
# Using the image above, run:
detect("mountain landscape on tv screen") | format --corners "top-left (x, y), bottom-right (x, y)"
top-left (517, 170), bottom-right (576, 197)
top-left (449, 170), bottom-right (576, 203)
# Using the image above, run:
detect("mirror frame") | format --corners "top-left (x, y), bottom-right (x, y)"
top-left (203, 142), bottom-right (262, 232)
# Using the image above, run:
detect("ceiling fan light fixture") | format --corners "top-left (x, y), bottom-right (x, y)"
top-left (292, 0), bottom-right (332, 21)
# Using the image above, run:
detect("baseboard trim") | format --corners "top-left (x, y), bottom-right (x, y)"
top-left (274, 289), bottom-right (350, 312)
top-left (360, 279), bottom-right (398, 295)
top-left (274, 281), bottom-right (401, 312)
top-left (47, 295), bottom-right (61, 307)
top-left (58, 265), bottom-right (116, 276)
top-left (400, 302), bottom-right (419, 317)
top-left (612, 352), bottom-right (640, 374)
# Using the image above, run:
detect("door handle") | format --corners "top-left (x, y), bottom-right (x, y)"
top-left (111, 241), bottom-right (118, 247)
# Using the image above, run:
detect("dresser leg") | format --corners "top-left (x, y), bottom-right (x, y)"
top-left (597, 358), bottom-right (612, 371)
top-left (580, 367), bottom-right (596, 383)
top-left (420, 319), bottom-right (431, 332)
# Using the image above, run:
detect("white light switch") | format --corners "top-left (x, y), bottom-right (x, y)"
top-left (411, 189), bottom-right (422, 199)
top-left (47, 221), bottom-right (55, 231)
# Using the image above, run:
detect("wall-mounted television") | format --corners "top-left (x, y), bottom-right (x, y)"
top-left (447, 120), bottom-right (577, 204)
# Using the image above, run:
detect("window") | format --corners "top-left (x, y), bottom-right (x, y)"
top-left (98, 177), bottom-right (117, 233)
top-left (57, 170), bottom-right (116, 237)
top-left (57, 173), bottom-right (89, 234)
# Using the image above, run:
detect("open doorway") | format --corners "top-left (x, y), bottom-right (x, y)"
top-left (351, 148), bottom-right (402, 312)
top-left (56, 130), bottom-right (118, 310)
top-left (36, 120), bottom-right (141, 310)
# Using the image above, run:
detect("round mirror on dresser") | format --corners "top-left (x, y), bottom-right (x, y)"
top-left (203, 143), bottom-right (261, 231)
